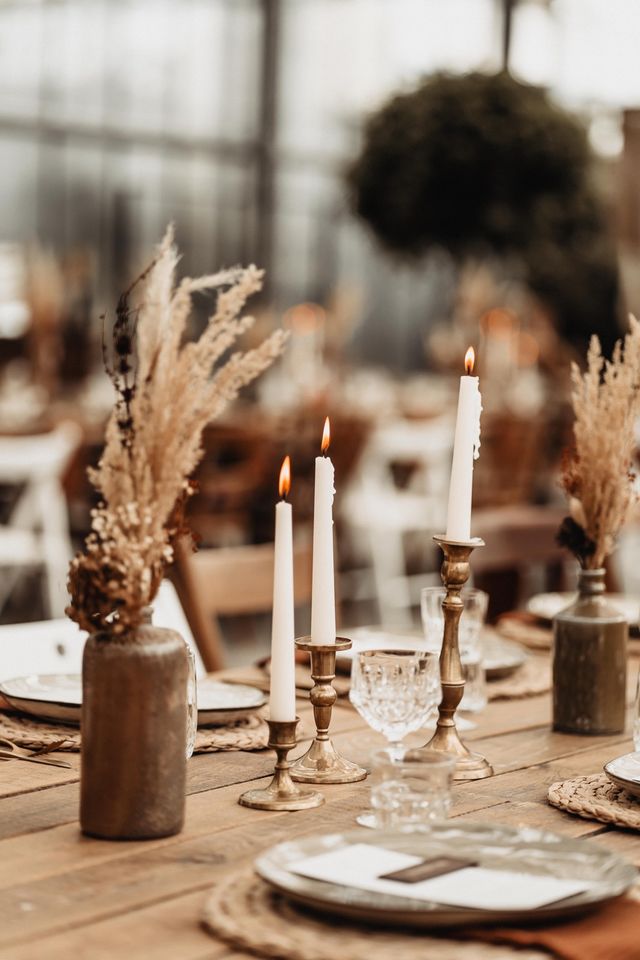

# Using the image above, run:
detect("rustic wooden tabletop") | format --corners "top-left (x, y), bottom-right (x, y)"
top-left (1, 660), bottom-right (639, 959)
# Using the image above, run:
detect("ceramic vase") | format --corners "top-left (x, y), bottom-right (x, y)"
top-left (552, 568), bottom-right (627, 735)
top-left (80, 624), bottom-right (188, 839)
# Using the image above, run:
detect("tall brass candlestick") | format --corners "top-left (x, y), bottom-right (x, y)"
top-left (290, 638), bottom-right (367, 784)
top-left (419, 535), bottom-right (493, 781)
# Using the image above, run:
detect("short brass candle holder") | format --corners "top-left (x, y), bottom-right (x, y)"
top-left (239, 718), bottom-right (325, 811)
top-left (290, 637), bottom-right (367, 784)
top-left (418, 535), bottom-right (494, 781)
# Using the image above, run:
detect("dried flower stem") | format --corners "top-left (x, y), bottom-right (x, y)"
top-left (559, 315), bottom-right (640, 568)
top-left (67, 226), bottom-right (287, 635)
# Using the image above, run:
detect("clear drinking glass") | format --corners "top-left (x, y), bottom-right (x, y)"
top-left (420, 587), bottom-right (489, 712)
top-left (350, 649), bottom-right (440, 828)
top-left (369, 747), bottom-right (456, 831)
top-left (185, 644), bottom-right (197, 760)
top-left (350, 649), bottom-right (440, 756)
top-left (634, 668), bottom-right (640, 751)
top-left (144, 606), bottom-right (197, 760)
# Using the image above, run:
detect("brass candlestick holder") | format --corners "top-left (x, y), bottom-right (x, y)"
top-left (291, 638), bottom-right (367, 784)
top-left (239, 718), bottom-right (325, 810)
top-left (419, 535), bottom-right (493, 781)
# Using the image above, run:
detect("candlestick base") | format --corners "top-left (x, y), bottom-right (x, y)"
top-left (418, 535), bottom-right (493, 782)
top-left (291, 638), bottom-right (367, 785)
top-left (239, 719), bottom-right (324, 811)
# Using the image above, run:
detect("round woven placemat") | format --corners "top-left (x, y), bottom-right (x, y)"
top-left (201, 867), bottom-right (545, 960)
top-left (495, 618), bottom-right (552, 651)
top-left (548, 774), bottom-right (640, 830)
top-left (0, 710), bottom-right (268, 754)
top-left (497, 617), bottom-right (640, 653)
top-left (487, 655), bottom-right (550, 701)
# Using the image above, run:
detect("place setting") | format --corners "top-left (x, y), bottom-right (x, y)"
top-left (0, 671), bottom-right (270, 757)
top-left (547, 676), bottom-right (640, 833)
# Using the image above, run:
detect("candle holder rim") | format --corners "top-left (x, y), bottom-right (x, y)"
top-left (294, 636), bottom-right (352, 652)
top-left (433, 534), bottom-right (485, 548)
top-left (266, 716), bottom-right (300, 735)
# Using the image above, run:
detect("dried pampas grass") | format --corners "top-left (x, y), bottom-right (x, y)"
top-left (559, 315), bottom-right (640, 568)
top-left (67, 226), bottom-right (287, 635)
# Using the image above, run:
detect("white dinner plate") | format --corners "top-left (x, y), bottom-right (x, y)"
top-left (604, 752), bottom-right (640, 799)
top-left (0, 674), bottom-right (266, 727)
top-left (255, 823), bottom-right (636, 928)
top-left (197, 678), bottom-right (266, 726)
top-left (483, 631), bottom-right (527, 680)
top-left (0, 673), bottom-right (81, 723)
top-left (527, 592), bottom-right (639, 628)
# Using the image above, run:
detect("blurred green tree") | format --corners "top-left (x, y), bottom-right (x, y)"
top-left (348, 71), bottom-right (621, 354)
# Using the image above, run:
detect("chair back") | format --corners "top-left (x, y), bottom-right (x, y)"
top-left (172, 539), bottom-right (312, 671)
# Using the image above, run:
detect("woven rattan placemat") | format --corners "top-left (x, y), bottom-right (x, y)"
top-left (0, 710), bottom-right (269, 754)
top-left (548, 774), bottom-right (640, 830)
top-left (201, 867), bottom-right (545, 960)
top-left (497, 617), bottom-right (640, 653)
top-left (487, 655), bottom-right (550, 700)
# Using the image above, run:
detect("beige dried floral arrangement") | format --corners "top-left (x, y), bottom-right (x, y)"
top-left (558, 315), bottom-right (640, 568)
top-left (67, 226), bottom-right (286, 635)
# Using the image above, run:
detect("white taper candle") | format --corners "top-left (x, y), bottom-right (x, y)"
top-left (445, 348), bottom-right (482, 542)
top-left (269, 456), bottom-right (296, 721)
top-left (310, 417), bottom-right (337, 644)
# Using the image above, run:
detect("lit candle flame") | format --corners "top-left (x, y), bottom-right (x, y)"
top-left (321, 416), bottom-right (331, 455)
top-left (465, 346), bottom-right (475, 375)
top-left (279, 455), bottom-right (291, 499)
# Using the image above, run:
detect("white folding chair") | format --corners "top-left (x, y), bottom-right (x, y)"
top-left (0, 580), bottom-right (205, 682)
top-left (341, 416), bottom-right (453, 625)
top-left (0, 422), bottom-right (81, 618)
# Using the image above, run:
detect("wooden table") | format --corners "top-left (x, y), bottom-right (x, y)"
top-left (1, 667), bottom-right (639, 958)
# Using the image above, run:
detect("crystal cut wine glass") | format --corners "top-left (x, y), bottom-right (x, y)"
top-left (350, 649), bottom-right (440, 827)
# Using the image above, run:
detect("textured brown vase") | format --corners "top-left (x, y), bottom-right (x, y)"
top-left (552, 568), bottom-right (627, 735)
top-left (81, 624), bottom-right (188, 840)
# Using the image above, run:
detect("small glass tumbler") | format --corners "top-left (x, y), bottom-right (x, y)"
top-left (369, 747), bottom-right (456, 831)
top-left (634, 668), bottom-right (640, 751)
top-left (421, 586), bottom-right (489, 712)
top-left (144, 606), bottom-right (197, 760)
top-left (185, 643), bottom-right (197, 760)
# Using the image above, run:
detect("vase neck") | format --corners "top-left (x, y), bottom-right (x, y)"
top-left (577, 568), bottom-right (606, 597)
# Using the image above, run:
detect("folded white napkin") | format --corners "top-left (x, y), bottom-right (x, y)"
top-left (289, 843), bottom-right (591, 912)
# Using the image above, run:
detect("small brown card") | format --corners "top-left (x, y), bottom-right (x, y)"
top-left (379, 856), bottom-right (478, 884)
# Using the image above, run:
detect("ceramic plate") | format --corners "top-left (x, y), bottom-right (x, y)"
top-left (527, 592), bottom-right (639, 628)
top-left (255, 823), bottom-right (636, 929)
top-left (0, 674), bottom-right (266, 727)
top-left (604, 752), bottom-right (640, 799)
top-left (483, 631), bottom-right (527, 680)
top-left (0, 673), bottom-right (82, 723)
top-left (197, 678), bottom-right (266, 726)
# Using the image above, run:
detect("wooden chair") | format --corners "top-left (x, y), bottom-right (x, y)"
top-left (472, 505), bottom-right (568, 619)
top-left (172, 538), bottom-right (313, 672)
